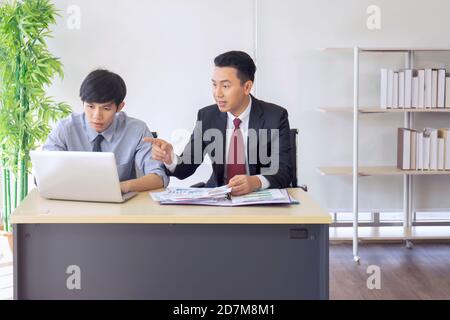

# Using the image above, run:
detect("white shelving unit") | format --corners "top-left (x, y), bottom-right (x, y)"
top-left (317, 107), bottom-right (450, 113)
top-left (319, 47), bottom-right (450, 263)
top-left (317, 166), bottom-right (450, 176)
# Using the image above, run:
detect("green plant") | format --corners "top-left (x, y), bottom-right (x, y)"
top-left (0, 0), bottom-right (71, 232)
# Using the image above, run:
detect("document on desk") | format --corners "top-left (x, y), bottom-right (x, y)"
top-left (150, 185), bottom-right (231, 202)
top-left (149, 187), bottom-right (299, 206)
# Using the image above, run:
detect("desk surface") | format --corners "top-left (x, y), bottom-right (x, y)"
top-left (11, 188), bottom-right (331, 224)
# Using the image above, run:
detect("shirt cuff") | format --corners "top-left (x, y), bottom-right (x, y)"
top-left (257, 175), bottom-right (270, 190)
top-left (152, 171), bottom-right (170, 188)
top-left (164, 151), bottom-right (178, 173)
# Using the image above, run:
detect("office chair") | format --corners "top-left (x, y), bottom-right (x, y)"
top-left (190, 128), bottom-right (308, 192)
top-left (290, 129), bottom-right (308, 192)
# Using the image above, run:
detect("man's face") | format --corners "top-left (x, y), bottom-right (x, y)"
top-left (84, 101), bottom-right (124, 133)
top-left (212, 67), bottom-right (252, 115)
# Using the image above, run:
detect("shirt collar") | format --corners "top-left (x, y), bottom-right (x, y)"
top-left (227, 96), bottom-right (252, 125)
top-left (83, 113), bottom-right (118, 143)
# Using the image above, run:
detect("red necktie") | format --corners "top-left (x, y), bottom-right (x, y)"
top-left (226, 118), bottom-right (246, 184)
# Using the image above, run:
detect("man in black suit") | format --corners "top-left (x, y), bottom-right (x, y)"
top-left (145, 51), bottom-right (292, 195)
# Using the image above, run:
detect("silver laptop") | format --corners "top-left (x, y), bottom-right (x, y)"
top-left (30, 151), bottom-right (137, 203)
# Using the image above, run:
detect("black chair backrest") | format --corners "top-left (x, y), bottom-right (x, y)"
top-left (290, 129), bottom-right (298, 188)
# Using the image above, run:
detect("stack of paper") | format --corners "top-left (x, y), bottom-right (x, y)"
top-left (150, 187), bottom-right (299, 206)
top-left (150, 185), bottom-right (231, 204)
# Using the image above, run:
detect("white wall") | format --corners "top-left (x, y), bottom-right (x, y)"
top-left (48, 0), bottom-right (255, 187)
top-left (46, 0), bottom-right (450, 211)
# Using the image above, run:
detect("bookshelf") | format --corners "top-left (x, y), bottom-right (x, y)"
top-left (319, 47), bottom-right (450, 263)
top-left (318, 107), bottom-right (450, 113)
top-left (317, 166), bottom-right (450, 176)
top-left (318, 47), bottom-right (450, 53)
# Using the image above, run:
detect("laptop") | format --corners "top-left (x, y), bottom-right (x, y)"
top-left (30, 151), bottom-right (138, 203)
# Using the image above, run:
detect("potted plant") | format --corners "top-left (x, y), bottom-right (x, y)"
top-left (0, 0), bottom-right (71, 247)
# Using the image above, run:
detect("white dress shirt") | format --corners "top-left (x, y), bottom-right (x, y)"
top-left (166, 96), bottom-right (270, 189)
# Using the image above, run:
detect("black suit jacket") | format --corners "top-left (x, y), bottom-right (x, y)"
top-left (169, 95), bottom-right (293, 188)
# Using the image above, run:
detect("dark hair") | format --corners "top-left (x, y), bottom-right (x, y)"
top-left (214, 51), bottom-right (256, 84)
top-left (79, 69), bottom-right (127, 106)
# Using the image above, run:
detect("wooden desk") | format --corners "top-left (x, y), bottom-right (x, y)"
top-left (12, 188), bottom-right (330, 299)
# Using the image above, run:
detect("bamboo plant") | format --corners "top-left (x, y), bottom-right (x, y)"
top-left (0, 0), bottom-right (71, 232)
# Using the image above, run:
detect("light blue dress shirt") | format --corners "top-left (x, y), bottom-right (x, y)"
top-left (42, 112), bottom-right (169, 187)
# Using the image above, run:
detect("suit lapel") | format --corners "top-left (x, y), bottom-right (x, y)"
top-left (248, 96), bottom-right (265, 175)
top-left (211, 96), bottom-right (264, 183)
top-left (212, 108), bottom-right (227, 184)
top-left (217, 111), bottom-right (227, 160)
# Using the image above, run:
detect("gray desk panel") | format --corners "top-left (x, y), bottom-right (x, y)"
top-left (14, 223), bottom-right (328, 299)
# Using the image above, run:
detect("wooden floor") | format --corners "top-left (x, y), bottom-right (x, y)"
top-left (330, 243), bottom-right (450, 299)
top-left (0, 262), bottom-right (12, 300)
top-left (0, 236), bottom-right (12, 300)
top-left (1, 242), bottom-right (450, 300)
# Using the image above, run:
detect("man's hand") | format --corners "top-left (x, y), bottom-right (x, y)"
top-left (120, 180), bottom-right (131, 193)
top-left (143, 137), bottom-right (174, 164)
top-left (228, 175), bottom-right (262, 196)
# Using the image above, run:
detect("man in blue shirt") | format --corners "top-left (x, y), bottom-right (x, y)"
top-left (43, 69), bottom-right (168, 192)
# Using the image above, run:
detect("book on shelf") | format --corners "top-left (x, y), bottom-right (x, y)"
top-left (432, 70), bottom-right (438, 108)
top-left (393, 72), bottom-right (399, 108)
top-left (445, 129), bottom-right (450, 170)
top-left (397, 127), bottom-right (450, 171)
top-left (438, 128), bottom-right (450, 170)
top-left (387, 69), bottom-right (394, 108)
top-left (381, 68), bottom-right (448, 109)
top-left (438, 137), bottom-right (445, 170)
top-left (423, 134), bottom-right (431, 169)
top-left (412, 76), bottom-right (419, 109)
top-left (418, 69), bottom-right (425, 108)
top-left (428, 128), bottom-right (438, 170)
top-left (446, 76), bottom-right (450, 107)
top-left (397, 128), bottom-right (411, 170)
top-left (425, 68), bottom-right (433, 108)
top-left (416, 131), bottom-right (424, 170)
top-left (410, 129), bottom-right (417, 169)
top-left (438, 69), bottom-right (446, 108)
top-left (404, 69), bottom-right (413, 108)
top-left (399, 71), bottom-right (405, 108)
